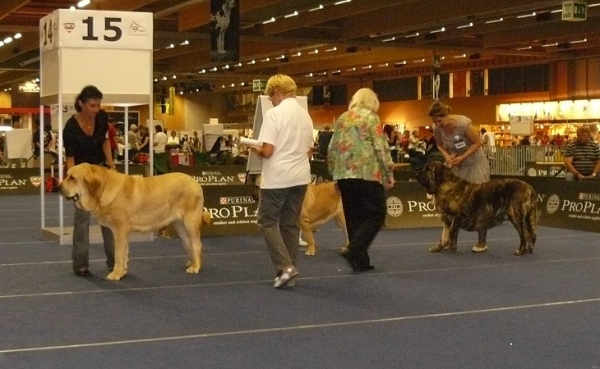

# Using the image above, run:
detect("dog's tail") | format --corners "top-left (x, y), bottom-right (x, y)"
top-left (202, 211), bottom-right (212, 227)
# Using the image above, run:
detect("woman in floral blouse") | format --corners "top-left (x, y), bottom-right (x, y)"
top-left (327, 88), bottom-right (395, 272)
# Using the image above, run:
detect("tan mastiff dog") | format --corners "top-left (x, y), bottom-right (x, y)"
top-left (300, 181), bottom-right (348, 256)
top-left (58, 163), bottom-right (210, 280)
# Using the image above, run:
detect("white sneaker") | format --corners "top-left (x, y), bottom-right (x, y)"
top-left (274, 276), bottom-right (295, 287)
top-left (299, 237), bottom-right (308, 246)
top-left (274, 266), bottom-right (298, 288)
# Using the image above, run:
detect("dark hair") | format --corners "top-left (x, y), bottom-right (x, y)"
top-left (74, 85), bottom-right (103, 112)
top-left (155, 125), bottom-right (163, 132)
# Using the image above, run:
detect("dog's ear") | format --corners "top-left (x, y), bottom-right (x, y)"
top-left (83, 165), bottom-right (105, 206)
top-left (433, 162), bottom-right (448, 189)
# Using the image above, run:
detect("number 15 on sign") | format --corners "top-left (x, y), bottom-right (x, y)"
top-left (40, 9), bottom-right (153, 53)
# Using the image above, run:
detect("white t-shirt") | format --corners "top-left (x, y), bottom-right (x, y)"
top-left (154, 132), bottom-right (168, 153)
top-left (483, 132), bottom-right (496, 147)
top-left (258, 98), bottom-right (314, 189)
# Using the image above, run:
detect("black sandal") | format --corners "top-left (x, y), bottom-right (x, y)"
top-left (75, 268), bottom-right (91, 277)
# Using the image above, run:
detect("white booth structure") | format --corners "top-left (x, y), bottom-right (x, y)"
top-left (39, 9), bottom-right (154, 244)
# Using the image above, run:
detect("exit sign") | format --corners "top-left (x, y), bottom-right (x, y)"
top-left (252, 79), bottom-right (267, 92)
top-left (562, 1), bottom-right (587, 21)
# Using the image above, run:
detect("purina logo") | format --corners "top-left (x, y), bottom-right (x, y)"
top-left (128, 21), bottom-right (148, 36)
top-left (527, 168), bottom-right (537, 177)
top-left (546, 194), bottom-right (560, 214)
top-left (219, 196), bottom-right (255, 205)
top-left (386, 196), bottom-right (403, 217)
top-left (63, 23), bottom-right (75, 33)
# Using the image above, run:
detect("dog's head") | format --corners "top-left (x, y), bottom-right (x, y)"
top-left (57, 163), bottom-right (106, 211)
top-left (416, 161), bottom-right (451, 194)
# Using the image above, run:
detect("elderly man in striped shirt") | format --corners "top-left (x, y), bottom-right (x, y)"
top-left (564, 126), bottom-right (600, 181)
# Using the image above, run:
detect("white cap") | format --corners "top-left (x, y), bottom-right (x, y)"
top-left (130, 124), bottom-right (137, 130)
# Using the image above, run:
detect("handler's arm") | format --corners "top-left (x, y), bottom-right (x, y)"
top-left (455, 125), bottom-right (484, 164)
top-left (65, 156), bottom-right (75, 171)
top-left (103, 138), bottom-right (115, 168)
top-left (251, 143), bottom-right (274, 159)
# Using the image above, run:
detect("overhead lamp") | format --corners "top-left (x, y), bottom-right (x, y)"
top-left (77, 0), bottom-right (91, 8)
top-left (180, 40), bottom-right (189, 46)
top-left (516, 12), bottom-right (536, 18)
top-left (570, 38), bottom-right (587, 44)
top-left (161, 76), bottom-right (167, 80)
top-left (247, 59), bottom-right (256, 64)
top-left (325, 47), bottom-right (337, 52)
top-left (378, 63), bottom-right (389, 67)
top-left (453, 54), bottom-right (467, 58)
top-left (69, 6), bottom-right (76, 11)
top-left (332, 70), bottom-right (341, 75)
top-left (292, 51), bottom-right (302, 57)
top-left (413, 59), bottom-right (425, 63)
top-left (262, 17), bottom-right (275, 24)
top-left (308, 4), bottom-right (324, 12)
top-left (430, 27), bottom-right (445, 33)
top-left (346, 67), bottom-right (356, 72)
top-left (382, 37), bottom-right (396, 42)
top-left (0, 41), bottom-right (4, 47)
top-left (394, 61), bottom-right (406, 67)
top-left (542, 42), bottom-right (558, 47)
top-left (172, 75), bottom-right (177, 79)
top-left (485, 17), bottom-right (503, 24)
top-left (210, 67), bottom-right (218, 71)
top-left (361, 65), bottom-right (372, 69)
top-left (284, 11), bottom-right (298, 18)
top-left (405, 32), bottom-right (419, 38)
top-left (308, 49), bottom-right (319, 54)
top-left (515, 45), bottom-right (532, 50)
top-left (199, 69), bottom-right (206, 73)
top-left (14, 33), bottom-right (22, 39)
top-left (3, 37), bottom-right (13, 44)
top-left (456, 22), bottom-right (473, 29)
top-left (334, 0), bottom-right (351, 4)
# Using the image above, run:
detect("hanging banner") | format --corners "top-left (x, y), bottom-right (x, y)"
top-left (210, 0), bottom-right (240, 63)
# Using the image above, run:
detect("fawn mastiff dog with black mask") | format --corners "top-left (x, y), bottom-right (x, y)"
top-left (416, 161), bottom-right (537, 255)
top-left (58, 163), bottom-right (210, 280)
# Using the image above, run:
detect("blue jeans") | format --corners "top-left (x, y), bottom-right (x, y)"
top-left (72, 205), bottom-right (115, 271)
top-left (257, 185), bottom-right (307, 274)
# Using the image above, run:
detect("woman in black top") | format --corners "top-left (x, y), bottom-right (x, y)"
top-left (63, 85), bottom-right (116, 277)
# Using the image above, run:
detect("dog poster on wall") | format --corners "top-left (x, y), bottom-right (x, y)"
top-left (210, 0), bottom-right (240, 63)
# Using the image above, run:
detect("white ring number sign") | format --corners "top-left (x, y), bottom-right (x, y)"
top-left (40, 9), bottom-right (153, 53)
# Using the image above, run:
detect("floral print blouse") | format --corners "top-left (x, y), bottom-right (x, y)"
top-left (327, 107), bottom-right (394, 185)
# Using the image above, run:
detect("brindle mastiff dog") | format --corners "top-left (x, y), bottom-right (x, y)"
top-left (416, 161), bottom-right (537, 255)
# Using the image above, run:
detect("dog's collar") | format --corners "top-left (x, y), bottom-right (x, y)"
top-left (66, 194), bottom-right (80, 202)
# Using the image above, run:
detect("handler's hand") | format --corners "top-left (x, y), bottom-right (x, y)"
top-left (384, 178), bottom-right (395, 190)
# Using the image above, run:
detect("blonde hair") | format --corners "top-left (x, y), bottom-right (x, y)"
top-left (348, 88), bottom-right (379, 113)
top-left (264, 74), bottom-right (297, 97)
top-left (428, 101), bottom-right (451, 116)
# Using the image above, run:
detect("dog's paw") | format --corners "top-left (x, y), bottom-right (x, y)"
top-left (304, 249), bottom-right (316, 256)
top-left (106, 271), bottom-right (125, 281)
top-left (443, 243), bottom-right (458, 251)
top-left (429, 244), bottom-right (445, 252)
top-left (185, 265), bottom-right (200, 274)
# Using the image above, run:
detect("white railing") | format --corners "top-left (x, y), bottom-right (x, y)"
top-left (483, 145), bottom-right (564, 175)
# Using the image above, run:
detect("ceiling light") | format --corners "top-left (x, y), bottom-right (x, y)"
top-left (210, 67), bottom-right (218, 71)
top-left (260, 57), bottom-right (270, 62)
top-left (247, 60), bottom-right (256, 65)
top-left (517, 12), bottom-right (536, 18)
top-left (542, 42), bottom-right (558, 47)
top-left (305, 73), bottom-right (313, 77)
top-left (180, 40), bottom-right (189, 46)
top-left (378, 63), bottom-right (389, 67)
top-left (515, 45), bottom-right (532, 50)
top-left (172, 75), bottom-right (177, 79)
top-left (308, 5), bottom-right (324, 12)
top-left (284, 11), bottom-right (298, 18)
top-left (235, 62), bottom-right (242, 67)
top-left (430, 27), bottom-right (445, 33)
top-left (14, 33), bottom-right (22, 39)
top-left (222, 65), bottom-right (230, 69)
top-left (405, 32), bottom-right (419, 38)
top-left (453, 54), bottom-right (467, 58)
top-left (413, 59), bottom-right (425, 63)
top-left (292, 52), bottom-right (302, 57)
top-left (485, 17), bottom-right (503, 24)
top-left (69, 6), bottom-right (76, 11)
top-left (361, 65), bottom-right (372, 69)
top-left (77, 0), bottom-right (90, 8)
top-left (346, 67), bottom-right (356, 72)
top-left (325, 47), bottom-right (337, 52)
top-left (570, 38), bottom-right (587, 44)
top-left (382, 37), bottom-right (396, 42)
top-left (308, 49), bottom-right (319, 54)
top-left (199, 69), bottom-right (206, 73)
top-left (3, 37), bottom-right (12, 44)
top-left (0, 41), bottom-right (4, 47)
top-left (262, 17), bottom-right (275, 24)
top-left (456, 22), bottom-right (473, 29)
top-left (162, 76), bottom-right (167, 80)
top-left (334, 0), bottom-right (351, 4)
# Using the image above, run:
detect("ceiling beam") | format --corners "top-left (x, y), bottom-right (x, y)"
top-left (341, 0), bottom-right (560, 40)
top-left (0, 33), bottom-right (38, 64)
top-left (262, 0), bottom-right (412, 36)
top-left (90, 0), bottom-right (160, 11)
top-left (0, 0), bottom-right (30, 22)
